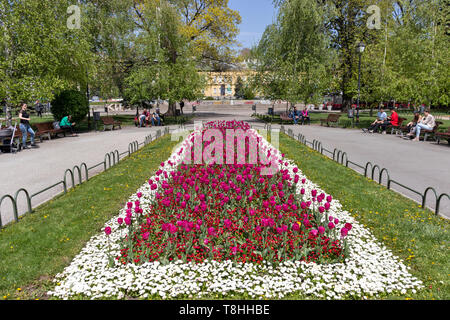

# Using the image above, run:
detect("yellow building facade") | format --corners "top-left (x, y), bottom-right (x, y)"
top-left (200, 70), bottom-right (256, 99)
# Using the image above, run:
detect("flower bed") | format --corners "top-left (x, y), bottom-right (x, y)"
top-left (48, 121), bottom-right (423, 300)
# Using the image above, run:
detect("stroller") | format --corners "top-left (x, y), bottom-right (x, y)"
top-left (0, 122), bottom-right (20, 153)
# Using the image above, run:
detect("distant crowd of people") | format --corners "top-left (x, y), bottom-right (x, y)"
top-left (136, 105), bottom-right (163, 128)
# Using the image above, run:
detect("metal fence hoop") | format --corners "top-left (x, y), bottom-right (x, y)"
top-left (379, 168), bottom-right (390, 186)
top-left (0, 195), bottom-right (18, 227)
top-left (72, 165), bottom-right (82, 186)
top-left (14, 188), bottom-right (32, 215)
top-left (63, 169), bottom-right (75, 191)
top-left (104, 153), bottom-right (112, 170)
top-left (332, 148), bottom-right (339, 161)
top-left (364, 162), bottom-right (374, 178)
top-left (340, 152), bottom-right (348, 166)
top-left (371, 165), bottom-right (381, 181)
top-left (422, 187), bottom-right (439, 209)
top-left (110, 150), bottom-right (120, 165)
top-left (436, 194), bottom-right (450, 216)
top-left (80, 162), bottom-right (89, 182)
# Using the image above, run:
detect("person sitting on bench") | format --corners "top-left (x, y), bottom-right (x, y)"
top-left (405, 111), bottom-right (422, 137)
top-left (380, 108), bottom-right (399, 134)
top-left (408, 109), bottom-right (435, 142)
top-left (60, 115), bottom-right (77, 136)
top-left (151, 112), bottom-right (161, 127)
top-left (301, 107), bottom-right (310, 125)
top-left (364, 108), bottom-right (387, 133)
top-left (289, 107), bottom-right (300, 125)
top-left (139, 109), bottom-right (150, 127)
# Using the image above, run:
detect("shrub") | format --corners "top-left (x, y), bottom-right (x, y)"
top-left (51, 90), bottom-right (89, 123)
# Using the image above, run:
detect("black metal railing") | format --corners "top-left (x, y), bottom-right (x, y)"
top-left (0, 127), bottom-right (172, 229)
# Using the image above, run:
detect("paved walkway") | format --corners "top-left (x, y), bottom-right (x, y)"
top-left (0, 125), bottom-right (173, 226)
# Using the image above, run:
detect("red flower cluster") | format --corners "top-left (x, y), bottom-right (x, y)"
top-left (116, 122), bottom-right (351, 266)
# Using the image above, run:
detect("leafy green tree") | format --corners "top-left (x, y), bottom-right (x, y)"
top-left (51, 89), bottom-right (89, 123)
top-left (234, 76), bottom-right (245, 99)
top-left (124, 1), bottom-right (205, 112)
top-left (253, 0), bottom-right (332, 108)
top-left (0, 0), bottom-right (93, 125)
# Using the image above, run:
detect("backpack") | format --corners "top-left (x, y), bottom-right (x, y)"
top-left (53, 121), bottom-right (61, 129)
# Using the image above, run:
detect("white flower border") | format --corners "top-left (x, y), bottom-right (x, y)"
top-left (48, 126), bottom-right (423, 300)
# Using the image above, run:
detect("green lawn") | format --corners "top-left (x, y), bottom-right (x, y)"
top-left (0, 134), bottom-right (180, 300)
top-left (277, 133), bottom-right (450, 300)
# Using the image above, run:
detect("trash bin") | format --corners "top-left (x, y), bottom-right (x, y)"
top-left (268, 107), bottom-right (274, 116)
top-left (175, 109), bottom-right (181, 116)
top-left (252, 105), bottom-right (256, 111)
top-left (93, 111), bottom-right (101, 121)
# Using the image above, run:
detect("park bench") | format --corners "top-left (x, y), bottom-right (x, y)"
top-left (35, 122), bottom-right (66, 141)
top-left (436, 127), bottom-right (450, 145)
top-left (420, 121), bottom-right (443, 142)
top-left (280, 113), bottom-right (294, 125)
top-left (386, 117), bottom-right (407, 135)
top-left (320, 114), bottom-right (341, 127)
top-left (102, 117), bottom-right (122, 131)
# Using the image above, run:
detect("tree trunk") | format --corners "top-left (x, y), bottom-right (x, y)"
top-left (166, 101), bottom-right (177, 116)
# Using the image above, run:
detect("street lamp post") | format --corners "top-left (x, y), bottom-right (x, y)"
top-left (356, 41), bottom-right (366, 128)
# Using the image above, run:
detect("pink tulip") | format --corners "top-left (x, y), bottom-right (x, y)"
top-left (318, 226), bottom-right (325, 234)
top-left (104, 226), bottom-right (111, 235)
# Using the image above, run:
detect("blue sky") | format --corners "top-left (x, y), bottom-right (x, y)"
top-left (228, 0), bottom-right (278, 49)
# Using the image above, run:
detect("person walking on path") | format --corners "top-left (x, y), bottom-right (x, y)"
top-left (34, 100), bottom-right (43, 118)
top-left (18, 103), bottom-right (38, 149)
top-left (60, 115), bottom-right (78, 136)
top-left (179, 100), bottom-right (185, 115)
